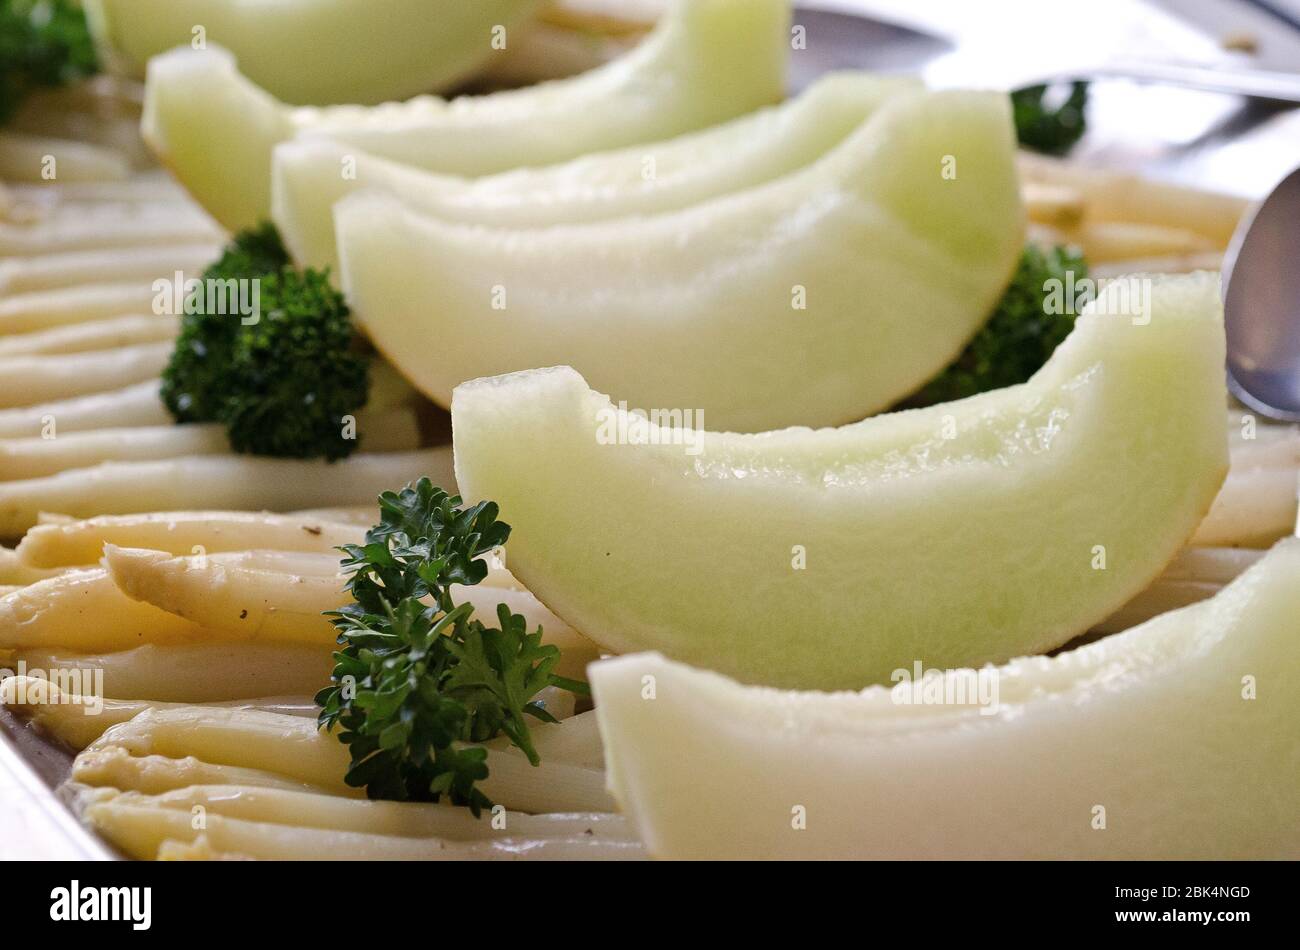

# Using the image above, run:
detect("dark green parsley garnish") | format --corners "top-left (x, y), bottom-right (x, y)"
top-left (316, 478), bottom-right (588, 815)
top-left (160, 222), bottom-right (369, 461)
top-left (1012, 81), bottom-right (1089, 156)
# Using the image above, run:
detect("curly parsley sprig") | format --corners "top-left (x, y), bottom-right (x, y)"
top-left (316, 478), bottom-right (588, 815)
top-left (1012, 81), bottom-right (1090, 156)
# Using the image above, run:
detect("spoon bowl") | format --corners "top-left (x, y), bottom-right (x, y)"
top-left (1222, 166), bottom-right (1300, 422)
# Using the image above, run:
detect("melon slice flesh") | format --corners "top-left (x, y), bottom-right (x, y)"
top-left (272, 71), bottom-right (920, 271)
top-left (590, 537), bottom-right (1300, 859)
top-left (87, 0), bottom-right (543, 106)
top-left (340, 88), bottom-right (1024, 432)
top-left (452, 273), bottom-right (1229, 690)
top-left (141, 0), bottom-right (790, 231)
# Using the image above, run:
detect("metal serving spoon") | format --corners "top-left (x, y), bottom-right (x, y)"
top-left (1222, 166), bottom-right (1300, 422)
top-left (789, 6), bottom-right (1300, 101)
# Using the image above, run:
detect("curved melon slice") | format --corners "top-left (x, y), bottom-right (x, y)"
top-left (452, 273), bottom-right (1229, 690)
top-left (590, 538), bottom-right (1300, 859)
top-left (142, 0), bottom-right (789, 231)
top-left (86, 0), bottom-right (543, 106)
top-left (273, 71), bottom-right (920, 271)
top-left (340, 89), bottom-right (1024, 431)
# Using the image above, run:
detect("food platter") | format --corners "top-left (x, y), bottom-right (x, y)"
top-left (0, 0), bottom-right (1297, 864)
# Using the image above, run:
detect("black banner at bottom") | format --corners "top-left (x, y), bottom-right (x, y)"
top-left (5, 859), bottom-right (1290, 936)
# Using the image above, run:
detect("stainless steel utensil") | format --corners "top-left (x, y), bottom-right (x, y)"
top-left (791, 5), bottom-right (1300, 101)
top-left (1222, 166), bottom-right (1300, 421)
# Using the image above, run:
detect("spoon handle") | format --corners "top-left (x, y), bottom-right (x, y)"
top-left (1038, 60), bottom-right (1300, 104)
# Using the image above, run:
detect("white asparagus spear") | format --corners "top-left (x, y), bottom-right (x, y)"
top-left (0, 131), bottom-right (129, 183)
top-left (0, 424), bottom-right (226, 481)
top-left (1021, 181), bottom-right (1085, 229)
top-left (0, 283), bottom-right (162, 334)
top-left (8, 113), bottom-right (148, 167)
top-left (84, 707), bottom-right (350, 785)
top-left (17, 510), bottom-right (362, 568)
top-left (0, 448), bottom-right (454, 537)
top-left (34, 198), bottom-right (211, 229)
top-left (287, 506), bottom-right (376, 526)
top-left (1228, 411), bottom-right (1299, 443)
top-left (0, 341), bottom-right (172, 408)
top-left (156, 838), bottom-right (253, 860)
top-left (1228, 432), bottom-right (1300, 470)
top-left (1158, 545), bottom-right (1265, 585)
top-left (0, 380), bottom-right (170, 440)
top-left (104, 545), bottom-right (347, 646)
top-left (0, 314), bottom-right (178, 357)
top-left (25, 510), bottom-right (499, 566)
top-left (127, 548), bottom-right (342, 576)
top-left (0, 215), bottom-right (220, 256)
top-left (0, 244), bottom-right (217, 295)
top-left (85, 706), bottom-right (609, 813)
top-left (99, 785), bottom-right (639, 843)
top-left (1088, 252), bottom-right (1224, 279)
top-left (1193, 465), bottom-right (1300, 547)
top-left (0, 567), bottom-right (208, 651)
top-left (14, 73), bottom-right (143, 114)
top-left (84, 798), bottom-right (644, 861)
top-left (102, 544), bottom-right (601, 671)
top-left (485, 710), bottom-right (606, 771)
top-left (0, 676), bottom-right (125, 747)
top-left (0, 545), bottom-right (67, 584)
top-left (0, 406), bottom-right (421, 481)
top-left (1016, 152), bottom-right (1249, 246)
top-left (0, 675), bottom-right (316, 749)
top-left (72, 746), bottom-right (352, 797)
top-left (478, 724), bottom-right (615, 814)
top-left (11, 641), bottom-right (334, 702)
top-left (1032, 220), bottom-right (1218, 263)
top-left (7, 177), bottom-right (189, 206)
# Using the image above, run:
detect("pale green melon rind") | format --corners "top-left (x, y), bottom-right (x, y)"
top-left (141, 0), bottom-right (790, 232)
top-left (87, 0), bottom-right (543, 106)
top-left (590, 538), bottom-right (1300, 859)
top-left (272, 71), bottom-right (922, 271)
top-left (314, 0), bottom-right (791, 172)
top-left (451, 273), bottom-right (1229, 690)
top-left (340, 88), bottom-right (1024, 432)
top-left (142, 46), bottom-right (293, 234)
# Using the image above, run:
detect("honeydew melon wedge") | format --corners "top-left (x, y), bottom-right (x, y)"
top-left (142, 0), bottom-right (789, 232)
top-left (86, 0), bottom-right (543, 106)
top-left (590, 537), bottom-right (1300, 859)
top-left (273, 72), bottom-right (920, 271)
top-left (340, 89), bottom-right (1024, 431)
top-left (452, 273), bottom-right (1229, 690)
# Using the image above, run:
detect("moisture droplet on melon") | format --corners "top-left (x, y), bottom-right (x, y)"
top-left (453, 272), bottom-right (1229, 689)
